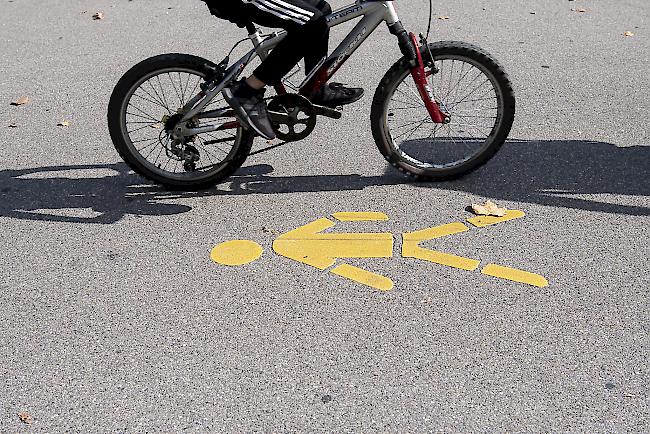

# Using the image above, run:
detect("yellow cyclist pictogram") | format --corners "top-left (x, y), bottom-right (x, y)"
top-left (210, 211), bottom-right (548, 291)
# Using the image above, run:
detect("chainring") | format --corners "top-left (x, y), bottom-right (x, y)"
top-left (267, 93), bottom-right (317, 142)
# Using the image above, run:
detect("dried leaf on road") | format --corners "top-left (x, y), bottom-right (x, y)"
top-left (624, 31), bottom-right (634, 37)
top-left (57, 120), bottom-right (70, 127)
top-left (470, 200), bottom-right (507, 217)
top-left (18, 412), bottom-right (32, 425)
top-left (572, 8), bottom-right (587, 12)
top-left (10, 96), bottom-right (29, 106)
top-left (438, 16), bottom-right (450, 20)
top-left (92, 12), bottom-right (104, 20)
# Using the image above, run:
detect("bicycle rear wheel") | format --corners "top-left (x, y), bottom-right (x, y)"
top-left (371, 41), bottom-right (515, 180)
top-left (108, 53), bottom-right (253, 189)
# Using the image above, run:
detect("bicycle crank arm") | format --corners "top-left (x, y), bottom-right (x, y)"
top-left (313, 104), bottom-right (342, 120)
top-left (267, 106), bottom-right (341, 124)
top-left (267, 110), bottom-right (291, 124)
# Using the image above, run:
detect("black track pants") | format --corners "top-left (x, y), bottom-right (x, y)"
top-left (243, 0), bottom-right (332, 86)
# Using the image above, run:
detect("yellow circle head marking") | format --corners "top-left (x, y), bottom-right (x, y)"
top-left (211, 240), bottom-right (263, 266)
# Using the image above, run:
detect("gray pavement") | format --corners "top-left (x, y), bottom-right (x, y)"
top-left (1, 0), bottom-right (649, 431)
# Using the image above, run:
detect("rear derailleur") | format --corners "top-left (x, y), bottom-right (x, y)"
top-left (162, 112), bottom-right (200, 172)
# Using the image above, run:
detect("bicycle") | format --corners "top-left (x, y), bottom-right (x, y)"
top-left (108, 0), bottom-right (515, 189)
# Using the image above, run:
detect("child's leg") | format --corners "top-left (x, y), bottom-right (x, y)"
top-left (246, 0), bottom-right (329, 86)
top-left (303, 0), bottom-right (332, 75)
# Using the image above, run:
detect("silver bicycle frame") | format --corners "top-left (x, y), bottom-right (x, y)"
top-left (179, 1), bottom-right (401, 134)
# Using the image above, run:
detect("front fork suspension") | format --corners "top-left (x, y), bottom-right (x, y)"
top-left (390, 22), bottom-right (449, 124)
top-left (408, 33), bottom-right (449, 124)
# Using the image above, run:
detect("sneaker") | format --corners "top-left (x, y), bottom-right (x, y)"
top-left (311, 82), bottom-right (364, 107)
top-left (222, 80), bottom-right (276, 140)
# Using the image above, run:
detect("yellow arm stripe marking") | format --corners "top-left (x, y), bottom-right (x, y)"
top-left (332, 212), bottom-right (389, 221)
top-left (467, 210), bottom-right (526, 228)
top-left (481, 264), bottom-right (549, 287)
top-left (330, 264), bottom-right (394, 291)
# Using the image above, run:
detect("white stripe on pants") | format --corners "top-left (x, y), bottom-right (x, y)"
top-left (245, 0), bottom-right (313, 24)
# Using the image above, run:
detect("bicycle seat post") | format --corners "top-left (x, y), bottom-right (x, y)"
top-left (245, 21), bottom-right (265, 51)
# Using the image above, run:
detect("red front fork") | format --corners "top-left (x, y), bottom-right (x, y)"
top-left (408, 33), bottom-right (447, 124)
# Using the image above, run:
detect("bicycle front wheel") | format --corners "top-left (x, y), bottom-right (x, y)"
top-left (371, 41), bottom-right (515, 180)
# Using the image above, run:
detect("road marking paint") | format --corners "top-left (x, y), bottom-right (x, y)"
top-left (331, 264), bottom-right (394, 291)
top-left (212, 210), bottom-right (549, 290)
top-left (481, 264), bottom-right (549, 287)
top-left (332, 212), bottom-right (389, 221)
top-left (467, 210), bottom-right (525, 227)
top-left (273, 217), bottom-right (393, 270)
top-left (402, 222), bottom-right (481, 271)
top-left (211, 240), bottom-right (263, 266)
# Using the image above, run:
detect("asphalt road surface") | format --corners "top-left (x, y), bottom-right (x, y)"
top-left (1, 0), bottom-right (648, 431)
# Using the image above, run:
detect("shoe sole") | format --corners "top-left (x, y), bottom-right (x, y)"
top-left (314, 90), bottom-right (365, 108)
top-left (222, 87), bottom-right (275, 140)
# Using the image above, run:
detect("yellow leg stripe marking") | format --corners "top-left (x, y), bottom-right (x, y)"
top-left (467, 210), bottom-right (526, 228)
top-left (481, 264), bottom-right (549, 287)
top-left (211, 240), bottom-right (263, 266)
top-left (330, 264), bottom-right (394, 291)
top-left (402, 222), bottom-right (479, 271)
top-left (403, 241), bottom-right (481, 271)
top-left (403, 222), bottom-right (469, 241)
top-left (332, 212), bottom-right (389, 221)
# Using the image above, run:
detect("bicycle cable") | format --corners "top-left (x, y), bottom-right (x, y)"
top-left (225, 37), bottom-right (250, 60)
top-left (425, 0), bottom-right (433, 40)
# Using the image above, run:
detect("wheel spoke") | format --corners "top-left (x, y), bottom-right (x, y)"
top-left (146, 80), bottom-right (171, 115)
top-left (155, 75), bottom-right (172, 113)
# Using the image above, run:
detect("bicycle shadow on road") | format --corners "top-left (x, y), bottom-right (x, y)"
top-left (0, 139), bottom-right (647, 224)
top-left (420, 138), bottom-right (650, 216)
top-left (0, 163), bottom-right (193, 224)
top-left (223, 139), bottom-right (649, 216)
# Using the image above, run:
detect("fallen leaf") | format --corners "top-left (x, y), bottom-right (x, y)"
top-left (92, 12), bottom-right (104, 20)
top-left (18, 412), bottom-right (32, 425)
top-left (149, 123), bottom-right (162, 129)
top-left (471, 200), bottom-right (507, 217)
top-left (624, 31), bottom-right (634, 37)
top-left (572, 8), bottom-right (587, 12)
top-left (438, 16), bottom-right (450, 20)
top-left (10, 96), bottom-right (29, 106)
top-left (57, 120), bottom-right (70, 127)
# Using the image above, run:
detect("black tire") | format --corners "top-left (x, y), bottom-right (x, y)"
top-left (371, 41), bottom-right (516, 181)
top-left (108, 53), bottom-right (253, 190)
